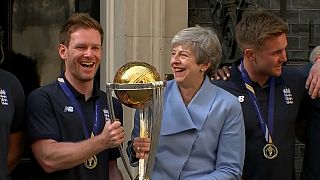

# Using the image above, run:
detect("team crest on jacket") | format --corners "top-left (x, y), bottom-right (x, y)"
top-left (0, 89), bottom-right (8, 106)
top-left (283, 87), bottom-right (293, 104)
top-left (103, 108), bottom-right (110, 121)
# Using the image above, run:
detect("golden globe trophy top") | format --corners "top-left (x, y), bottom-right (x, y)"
top-left (106, 62), bottom-right (165, 180)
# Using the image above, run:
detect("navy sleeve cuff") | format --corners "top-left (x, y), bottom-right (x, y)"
top-left (126, 140), bottom-right (139, 167)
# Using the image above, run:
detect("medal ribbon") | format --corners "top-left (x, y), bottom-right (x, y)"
top-left (239, 60), bottom-right (275, 144)
top-left (58, 78), bottom-right (100, 139)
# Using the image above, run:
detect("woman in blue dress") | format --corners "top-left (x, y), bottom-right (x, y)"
top-left (127, 26), bottom-right (245, 180)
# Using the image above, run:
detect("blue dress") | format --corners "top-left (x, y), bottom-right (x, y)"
top-left (130, 77), bottom-right (245, 180)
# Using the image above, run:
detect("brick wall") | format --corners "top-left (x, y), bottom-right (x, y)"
top-left (188, 0), bottom-right (320, 65)
top-left (189, 0), bottom-right (320, 179)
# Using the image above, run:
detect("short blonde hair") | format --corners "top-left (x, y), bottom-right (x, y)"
top-left (236, 11), bottom-right (288, 52)
top-left (309, 46), bottom-right (320, 63)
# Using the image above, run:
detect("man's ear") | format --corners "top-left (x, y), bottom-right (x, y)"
top-left (58, 44), bottom-right (67, 60)
top-left (244, 48), bottom-right (255, 62)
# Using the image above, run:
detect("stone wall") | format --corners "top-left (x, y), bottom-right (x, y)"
top-left (188, 0), bottom-right (320, 65)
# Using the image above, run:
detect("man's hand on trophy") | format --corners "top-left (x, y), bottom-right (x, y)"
top-left (132, 137), bottom-right (150, 159)
top-left (211, 65), bottom-right (231, 81)
top-left (100, 120), bottom-right (125, 149)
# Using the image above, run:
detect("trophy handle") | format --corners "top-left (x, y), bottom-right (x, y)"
top-left (106, 88), bottom-right (134, 180)
top-left (138, 109), bottom-right (148, 180)
top-left (138, 82), bottom-right (164, 180)
top-left (145, 83), bottom-right (163, 178)
top-left (106, 81), bottom-right (165, 180)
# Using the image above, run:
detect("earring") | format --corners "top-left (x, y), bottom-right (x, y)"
top-left (200, 68), bottom-right (205, 72)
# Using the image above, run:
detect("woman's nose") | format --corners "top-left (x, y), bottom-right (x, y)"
top-left (171, 54), bottom-right (180, 64)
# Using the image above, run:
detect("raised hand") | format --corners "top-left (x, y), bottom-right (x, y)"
top-left (211, 66), bottom-right (231, 81)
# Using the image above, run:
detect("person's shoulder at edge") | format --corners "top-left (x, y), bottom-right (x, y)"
top-left (211, 63), bottom-right (241, 93)
top-left (0, 68), bottom-right (12, 76)
top-left (26, 81), bottom-right (58, 99)
top-left (290, 62), bottom-right (313, 78)
top-left (0, 68), bottom-right (21, 83)
top-left (282, 65), bottom-right (307, 83)
top-left (211, 81), bottom-right (241, 105)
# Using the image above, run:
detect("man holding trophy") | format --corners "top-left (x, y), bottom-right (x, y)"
top-left (26, 13), bottom-right (124, 180)
top-left (127, 26), bottom-right (246, 179)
